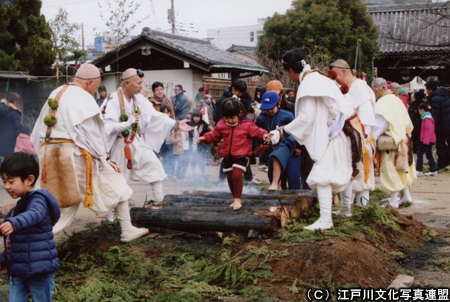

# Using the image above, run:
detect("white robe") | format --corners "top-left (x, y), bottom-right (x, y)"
top-left (103, 89), bottom-right (175, 183)
top-left (284, 67), bottom-right (354, 191)
top-left (374, 93), bottom-right (417, 192)
top-left (31, 85), bottom-right (132, 213)
top-left (346, 79), bottom-right (376, 192)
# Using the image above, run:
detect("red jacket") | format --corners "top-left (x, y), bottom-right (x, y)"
top-left (420, 116), bottom-right (436, 145)
top-left (398, 94), bottom-right (409, 108)
top-left (203, 119), bottom-right (267, 158)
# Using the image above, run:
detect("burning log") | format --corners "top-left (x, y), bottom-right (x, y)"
top-left (130, 207), bottom-right (279, 233)
top-left (131, 190), bottom-right (319, 233)
top-left (187, 190), bottom-right (317, 201)
top-left (163, 195), bottom-right (300, 207)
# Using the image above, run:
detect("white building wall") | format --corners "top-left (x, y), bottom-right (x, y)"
top-left (142, 69), bottom-right (203, 101)
top-left (207, 24), bottom-right (264, 50)
top-left (102, 69), bottom-right (203, 102)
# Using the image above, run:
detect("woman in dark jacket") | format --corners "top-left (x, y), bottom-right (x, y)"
top-left (408, 89), bottom-right (425, 153)
top-left (0, 92), bottom-right (22, 161)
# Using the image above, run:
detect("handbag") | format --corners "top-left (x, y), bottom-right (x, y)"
top-left (377, 134), bottom-right (398, 151)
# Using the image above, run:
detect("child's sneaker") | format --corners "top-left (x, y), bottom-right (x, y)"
top-left (425, 171), bottom-right (438, 176)
top-left (416, 171), bottom-right (424, 176)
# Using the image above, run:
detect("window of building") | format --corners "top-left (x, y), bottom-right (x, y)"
top-left (250, 32), bottom-right (254, 42)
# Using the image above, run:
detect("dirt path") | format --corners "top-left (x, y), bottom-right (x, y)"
top-left (398, 172), bottom-right (450, 230)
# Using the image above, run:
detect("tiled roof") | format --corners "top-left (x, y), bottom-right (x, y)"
top-left (151, 31), bottom-right (265, 70)
top-left (226, 45), bottom-right (257, 59)
top-left (369, 3), bottom-right (450, 54)
top-left (92, 28), bottom-right (267, 73)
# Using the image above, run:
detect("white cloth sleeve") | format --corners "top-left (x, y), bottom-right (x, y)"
top-left (74, 116), bottom-right (108, 159)
top-left (357, 100), bottom-right (376, 128)
top-left (110, 115), bottom-right (136, 133)
top-left (373, 114), bottom-right (389, 141)
top-left (270, 130), bottom-right (280, 145)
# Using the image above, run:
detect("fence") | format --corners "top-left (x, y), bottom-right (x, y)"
top-left (203, 78), bottom-right (261, 100)
top-left (0, 78), bottom-right (61, 127)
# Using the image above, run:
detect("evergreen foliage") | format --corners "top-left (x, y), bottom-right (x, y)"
top-left (0, 0), bottom-right (55, 75)
top-left (54, 228), bottom-right (289, 301)
top-left (257, 0), bottom-right (379, 77)
top-left (49, 8), bottom-right (81, 62)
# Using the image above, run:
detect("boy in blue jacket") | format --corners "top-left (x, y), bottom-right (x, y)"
top-left (255, 91), bottom-right (302, 190)
top-left (0, 152), bottom-right (60, 301)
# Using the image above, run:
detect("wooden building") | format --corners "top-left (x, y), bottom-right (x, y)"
top-left (369, 2), bottom-right (450, 84)
top-left (90, 27), bottom-right (267, 100)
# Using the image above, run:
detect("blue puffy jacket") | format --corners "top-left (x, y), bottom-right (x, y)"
top-left (255, 108), bottom-right (297, 155)
top-left (0, 189), bottom-right (60, 278)
top-left (429, 87), bottom-right (450, 132)
top-left (255, 109), bottom-right (294, 131)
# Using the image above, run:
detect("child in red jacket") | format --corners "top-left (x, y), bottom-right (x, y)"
top-left (416, 103), bottom-right (437, 176)
top-left (197, 97), bottom-right (269, 210)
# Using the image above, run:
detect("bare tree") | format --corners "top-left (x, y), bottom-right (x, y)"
top-left (376, 0), bottom-right (450, 63)
top-left (96, 0), bottom-right (149, 49)
top-left (49, 8), bottom-right (81, 63)
top-left (257, 36), bottom-right (333, 89)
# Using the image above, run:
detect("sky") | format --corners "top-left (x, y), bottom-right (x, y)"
top-left (40, 0), bottom-right (294, 48)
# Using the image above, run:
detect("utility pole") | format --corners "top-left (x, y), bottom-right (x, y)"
top-left (354, 39), bottom-right (361, 74)
top-left (81, 23), bottom-right (85, 50)
top-left (171, 0), bottom-right (176, 34)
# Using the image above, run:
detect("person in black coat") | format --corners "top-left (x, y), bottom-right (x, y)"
top-left (408, 89), bottom-right (425, 153)
top-left (214, 80), bottom-right (247, 124)
top-left (0, 92), bottom-right (22, 162)
top-left (425, 81), bottom-right (450, 169)
top-left (172, 84), bottom-right (190, 120)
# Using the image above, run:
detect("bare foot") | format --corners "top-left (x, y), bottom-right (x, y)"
top-left (268, 184), bottom-right (279, 191)
top-left (233, 203), bottom-right (242, 211)
top-left (229, 202), bottom-right (235, 208)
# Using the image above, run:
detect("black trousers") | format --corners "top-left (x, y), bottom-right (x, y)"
top-left (435, 130), bottom-right (450, 169)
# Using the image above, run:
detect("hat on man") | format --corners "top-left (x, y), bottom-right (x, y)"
top-left (98, 85), bottom-right (106, 92)
top-left (266, 80), bottom-right (283, 94)
top-left (260, 91), bottom-right (280, 110)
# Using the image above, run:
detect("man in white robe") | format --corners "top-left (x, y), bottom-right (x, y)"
top-left (330, 59), bottom-right (376, 216)
top-left (270, 49), bottom-right (360, 231)
top-left (371, 78), bottom-right (416, 207)
top-left (31, 64), bottom-right (149, 242)
top-left (102, 68), bottom-right (191, 210)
